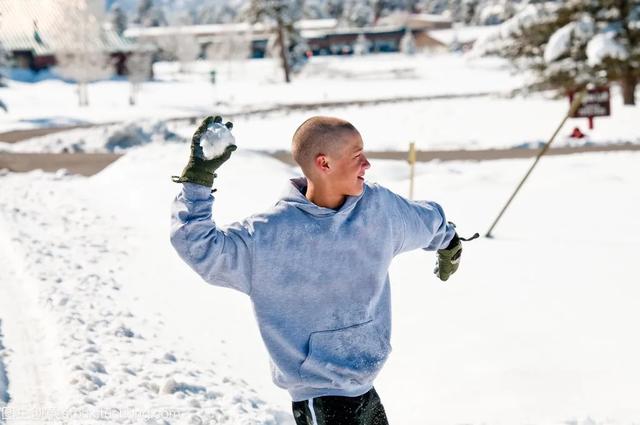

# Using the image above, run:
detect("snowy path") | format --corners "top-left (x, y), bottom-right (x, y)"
top-left (0, 218), bottom-right (66, 423)
top-left (0, 169), bottom-right (290, 424)
top-left (0, 321), bottom-right (8, 423)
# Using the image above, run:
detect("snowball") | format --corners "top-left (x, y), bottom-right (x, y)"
top-left (586, 32), bottom-right (629, 67)
top-left (200, 122), bottom-right (236, 160)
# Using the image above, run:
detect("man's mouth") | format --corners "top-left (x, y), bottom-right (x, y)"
top-left (357, 176), bottom-right (364, 181)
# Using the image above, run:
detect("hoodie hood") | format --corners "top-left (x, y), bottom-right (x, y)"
top-left (279, 177), bottom-right (365, 217)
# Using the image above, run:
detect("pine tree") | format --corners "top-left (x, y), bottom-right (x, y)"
top-left (245, 0), bottom-right (305, 83)
top-left (480, 1), bottom-right (640, 105)
top-left (0, 38), bottom-right (7, 111)
top-left (135, 0), bottom-right (167, 27)
top-left (110, 2), bottom-right (128, 35)
top-left (0, 36), bottom-right (7, 87)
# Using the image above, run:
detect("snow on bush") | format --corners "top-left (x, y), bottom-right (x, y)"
top-left (471, 4), bottom-right (558, 57)
top-left (544, 22), bottom-right (575, 63)
top-left (586, 32), bottom-right (629, 67)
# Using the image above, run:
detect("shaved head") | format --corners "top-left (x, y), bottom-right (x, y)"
top-left (291, 116), bottom-right (359, 176)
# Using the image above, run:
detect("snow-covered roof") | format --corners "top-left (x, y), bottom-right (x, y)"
top-left (124, 23), bottom-right (259, 39)
top-left (408, 13), bottom-right (453, 24)
top-left (377, 11), bottom-right (452, 29)
top-left (125, 19), bottom-right (339, 40)
top-left (429, 25), bottom-right (497, 46)
top-left (0, 0), bottom-right (132, 55)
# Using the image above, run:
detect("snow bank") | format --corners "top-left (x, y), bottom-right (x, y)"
top-left (0, 120), bottom-right (185, 154)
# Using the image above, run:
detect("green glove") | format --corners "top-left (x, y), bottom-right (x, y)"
top-left (434, 233), bottom-right (462, 282)
top-left (172, 115), bottom-right (236, 187)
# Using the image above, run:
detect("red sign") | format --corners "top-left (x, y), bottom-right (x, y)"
top-left (569, 87), bottom-right (610, 118)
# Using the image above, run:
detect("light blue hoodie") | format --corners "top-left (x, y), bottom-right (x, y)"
top-left (171, 178), bottom-right (455, 401)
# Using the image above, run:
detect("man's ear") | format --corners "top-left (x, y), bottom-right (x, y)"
top-left (314, 153), bottom-right (330, 173)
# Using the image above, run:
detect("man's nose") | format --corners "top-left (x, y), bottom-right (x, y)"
top-left (362, 155), bottom-right (371, 170)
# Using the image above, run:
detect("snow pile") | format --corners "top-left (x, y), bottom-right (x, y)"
top-left (0, 120), bottom-right (185, 154)
top-left (586, 32), bottom-right (630, 66)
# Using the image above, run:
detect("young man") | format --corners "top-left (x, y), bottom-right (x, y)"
top-left (171, 116), bottom-right (463, 425)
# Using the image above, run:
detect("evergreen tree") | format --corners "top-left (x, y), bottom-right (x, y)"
top-left (135, 0), bottom-right (167, 27)
top-left (0, 39), bottom-right (7, 111)
top-left (110, 2), bottom-right (128, 35)
top-left (479, 1), bottom-right (640, 105)
top-left (245, 0), bottom-right (305, 83)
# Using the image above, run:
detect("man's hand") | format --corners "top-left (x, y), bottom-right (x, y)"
top-left (172, 115), bottom-right (236, 187)
top-left (434, 233), bottom-right (462, 282)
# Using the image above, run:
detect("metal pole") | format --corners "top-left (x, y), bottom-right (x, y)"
top-left (485, 92), bottom-right (584, 238)
top-left (408, 142), bottom-right (416, 200)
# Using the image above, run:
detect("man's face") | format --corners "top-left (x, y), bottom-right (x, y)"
top-left (326, 131), bottom-right (371, 197)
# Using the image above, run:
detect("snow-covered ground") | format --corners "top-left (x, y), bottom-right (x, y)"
top-left (1, 53), bottom-right (638, 152)
top-left (1, 51), bottom-right (639, 424)
top-left (1, 140), bottom-right (639, 424)
top-left (0, 54), bottom-right (519, 133)
top-left (0, 320), bottom-right (8, 414)
top-left (1, 91), bottom-right (638, 155)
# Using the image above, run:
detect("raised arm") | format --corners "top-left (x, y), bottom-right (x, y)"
top-left (170, 116), bottom-right (253, 294)
top-left (171, 184), bottom-right (253, 294)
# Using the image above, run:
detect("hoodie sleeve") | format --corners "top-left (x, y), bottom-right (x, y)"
top-left (170, 183), bottom-right (253, 295)
top-left (386, 189), bottom-right (456, 254)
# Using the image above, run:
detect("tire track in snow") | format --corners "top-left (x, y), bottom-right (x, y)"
top-left (0, 320), bottom-right (10, 423)
top-left (0, 219), bottom-right (66, 424)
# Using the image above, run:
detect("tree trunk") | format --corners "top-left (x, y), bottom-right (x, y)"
top-left (621, 75), bottom-right (637, 106)
top-left (129, 82), bottom-right (137, 106)
top-left (276, 20), bottom-right (291, 84)
top-left (82, 83), bottom-right (89, 107)
top-left (77, 83), bottom-right (88, 107)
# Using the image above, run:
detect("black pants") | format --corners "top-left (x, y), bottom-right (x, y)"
top-left (292, 388), bottom-right (389, 425)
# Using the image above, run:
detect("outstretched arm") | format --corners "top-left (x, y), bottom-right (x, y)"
top-left (388, 190), bottom-right (460, 281)
top-left (391, 193), bottom-right (456, 254)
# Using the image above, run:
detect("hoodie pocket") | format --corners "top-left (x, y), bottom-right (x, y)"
top-left (299, 320), bottom-right (391, 389)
